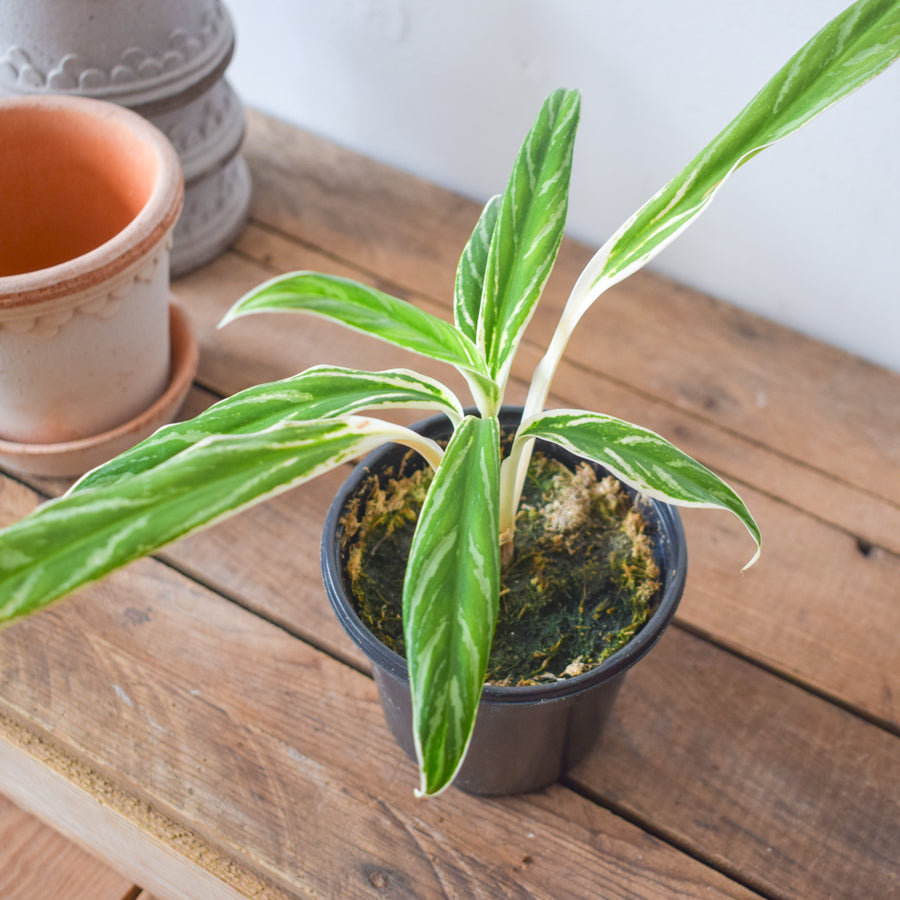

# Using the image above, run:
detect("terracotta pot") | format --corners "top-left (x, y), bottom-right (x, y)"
top-left (0, 301), bottom-right (198, 479)
top-left (0, 94), bottom-right (185, 456)
top-left (322, 409), bottom-right (688, 795)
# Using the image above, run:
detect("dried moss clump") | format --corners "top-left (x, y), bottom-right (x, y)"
top-left (342, 460), bottom-right (432, 650)
top-left (341, 451), bottom-right (660, 686)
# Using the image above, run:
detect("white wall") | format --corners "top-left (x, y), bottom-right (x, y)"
top-left (224, 0), bottom-right (900, 373)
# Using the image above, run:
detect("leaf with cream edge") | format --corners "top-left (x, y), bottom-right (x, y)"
top-left (222, 271), bottom-right (490, 380)
top-left (75, 366), bottom-right (463, 491)
top-left (454, 194), bottom-right (501, 342)
top-left (517, 411), bottom-right (761, 568)
top-left (403, 415), bottom-right (501, 797)
top-left (223, 272), bottom-right (501, 414)
top-left (477, 88), bottom-right (580, 389)
top-left (0, 417), bottom-right (444, 625)
top-left (571, 0), bottom-right (900, 322)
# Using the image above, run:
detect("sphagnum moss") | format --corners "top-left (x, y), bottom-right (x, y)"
top-left (342, 452), bottom-right (660, 686)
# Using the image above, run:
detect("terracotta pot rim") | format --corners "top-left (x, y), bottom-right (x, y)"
top-left (0, 94), bottom-right (184, 310)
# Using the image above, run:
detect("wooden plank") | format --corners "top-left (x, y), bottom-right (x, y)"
top-left (0, 477), bottom-right (758, 900)
top-left (177, 242), bottom-right (473, 405)
top-left (0, 791), bottom-right (136, 900)
top-left (535, 271), bottom-right (900, 510)
top-left (676, 486), bottom-right (899, 728)
top-left (517, 341), bottom-right (900, 559)
top-left (240, 110), bottom-right (900, 506)
top-left (241, 109), bottom-right (471, 303)
top-left (166, 453), bottom-right (369, 672)
top-left (566, 625), bottom-right (900, 900)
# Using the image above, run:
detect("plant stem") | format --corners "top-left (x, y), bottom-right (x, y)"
top-left (391, 431), bottom-right (445, 471)
top-left (498, 288), bottom-right (591, 535)
top-left (462, 369), bottom-right (501, 419)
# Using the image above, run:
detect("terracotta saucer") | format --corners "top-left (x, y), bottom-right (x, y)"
top-left (0, 299), bottom-right (199, 479)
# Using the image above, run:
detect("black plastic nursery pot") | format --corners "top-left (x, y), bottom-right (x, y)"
top-left (321, 408), bottom-right (687, 796)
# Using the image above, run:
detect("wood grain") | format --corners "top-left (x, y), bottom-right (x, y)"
top-left (0, 793), bottom-right (135, 900)
top-left (0, 724), bottom-right (284, 900)
top-left (567, 625), bottom-right (900, 900)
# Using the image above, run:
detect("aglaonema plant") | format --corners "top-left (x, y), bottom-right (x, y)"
top-left (1, 0), bottom-right (897, 796)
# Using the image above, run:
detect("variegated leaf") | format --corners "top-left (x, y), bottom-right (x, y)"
top-left (569, 0), bottom-right (900, 321)
top-left (221, 272), bottom-right (491, 379)
top-left (0, 417), bottom-right (442, 626)
top-left (518, 410), bottom-right (760, 567)
top-left (454, 194), bottom-right (501, 341)
top-left (403, 415), bottom-right (501, 796)
top-left (76, 366), bottom-right (463, 491)
top-left (477, 89), bottom-right (580, 384)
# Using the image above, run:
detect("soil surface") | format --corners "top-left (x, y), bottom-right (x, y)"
top-left (342, 451), bottom-right (661, 686)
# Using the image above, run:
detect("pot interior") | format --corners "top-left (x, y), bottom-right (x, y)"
top-left (0, 103), bottom-right (158, 276)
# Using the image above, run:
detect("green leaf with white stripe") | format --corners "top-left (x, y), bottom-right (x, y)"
top-left (477, 89), bottom-right (580, 384)
top-left (454, 194), bottom-right (501, 341)
top-left (403, 415), bottom-right (501, 796)
top-left (569, 0), bottom-right (900, 320)
top-left (222, 271), bottom-right (490, 379)
top-left (518, 411), bottom-right (760, 568)
top-left (0, 417), bottom-right (442, 627)
top-left (75, 366), bottom-right (463, 491)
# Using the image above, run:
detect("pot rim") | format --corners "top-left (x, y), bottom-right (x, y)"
top-left (0, 94), bottom-right (184, 309)
top-left (322, 408), bottom-right (687, 706)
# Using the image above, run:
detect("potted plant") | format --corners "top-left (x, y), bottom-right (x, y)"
top-left (0, 0), bottom-right (896, 796)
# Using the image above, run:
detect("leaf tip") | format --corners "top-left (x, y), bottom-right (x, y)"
top-left (741, 542), bottom-right (762, 573)
top-left (217, 306), bottom-right (240, 330)
top-left (414, 770), bottom-right (453, 799)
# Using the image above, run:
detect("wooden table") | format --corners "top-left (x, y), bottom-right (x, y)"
top-left (0, 109), bottom-right (898, 900)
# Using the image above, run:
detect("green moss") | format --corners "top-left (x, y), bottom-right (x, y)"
top-left (341, 451), bottom-right (660, 686)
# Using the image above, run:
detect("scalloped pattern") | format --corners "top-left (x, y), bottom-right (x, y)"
top-left (0, 4), bottom-right (227, 93)
top-left (158, 78), bottom-right (238, 157)
top-left (0, 246), bottom-right (166, 340)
